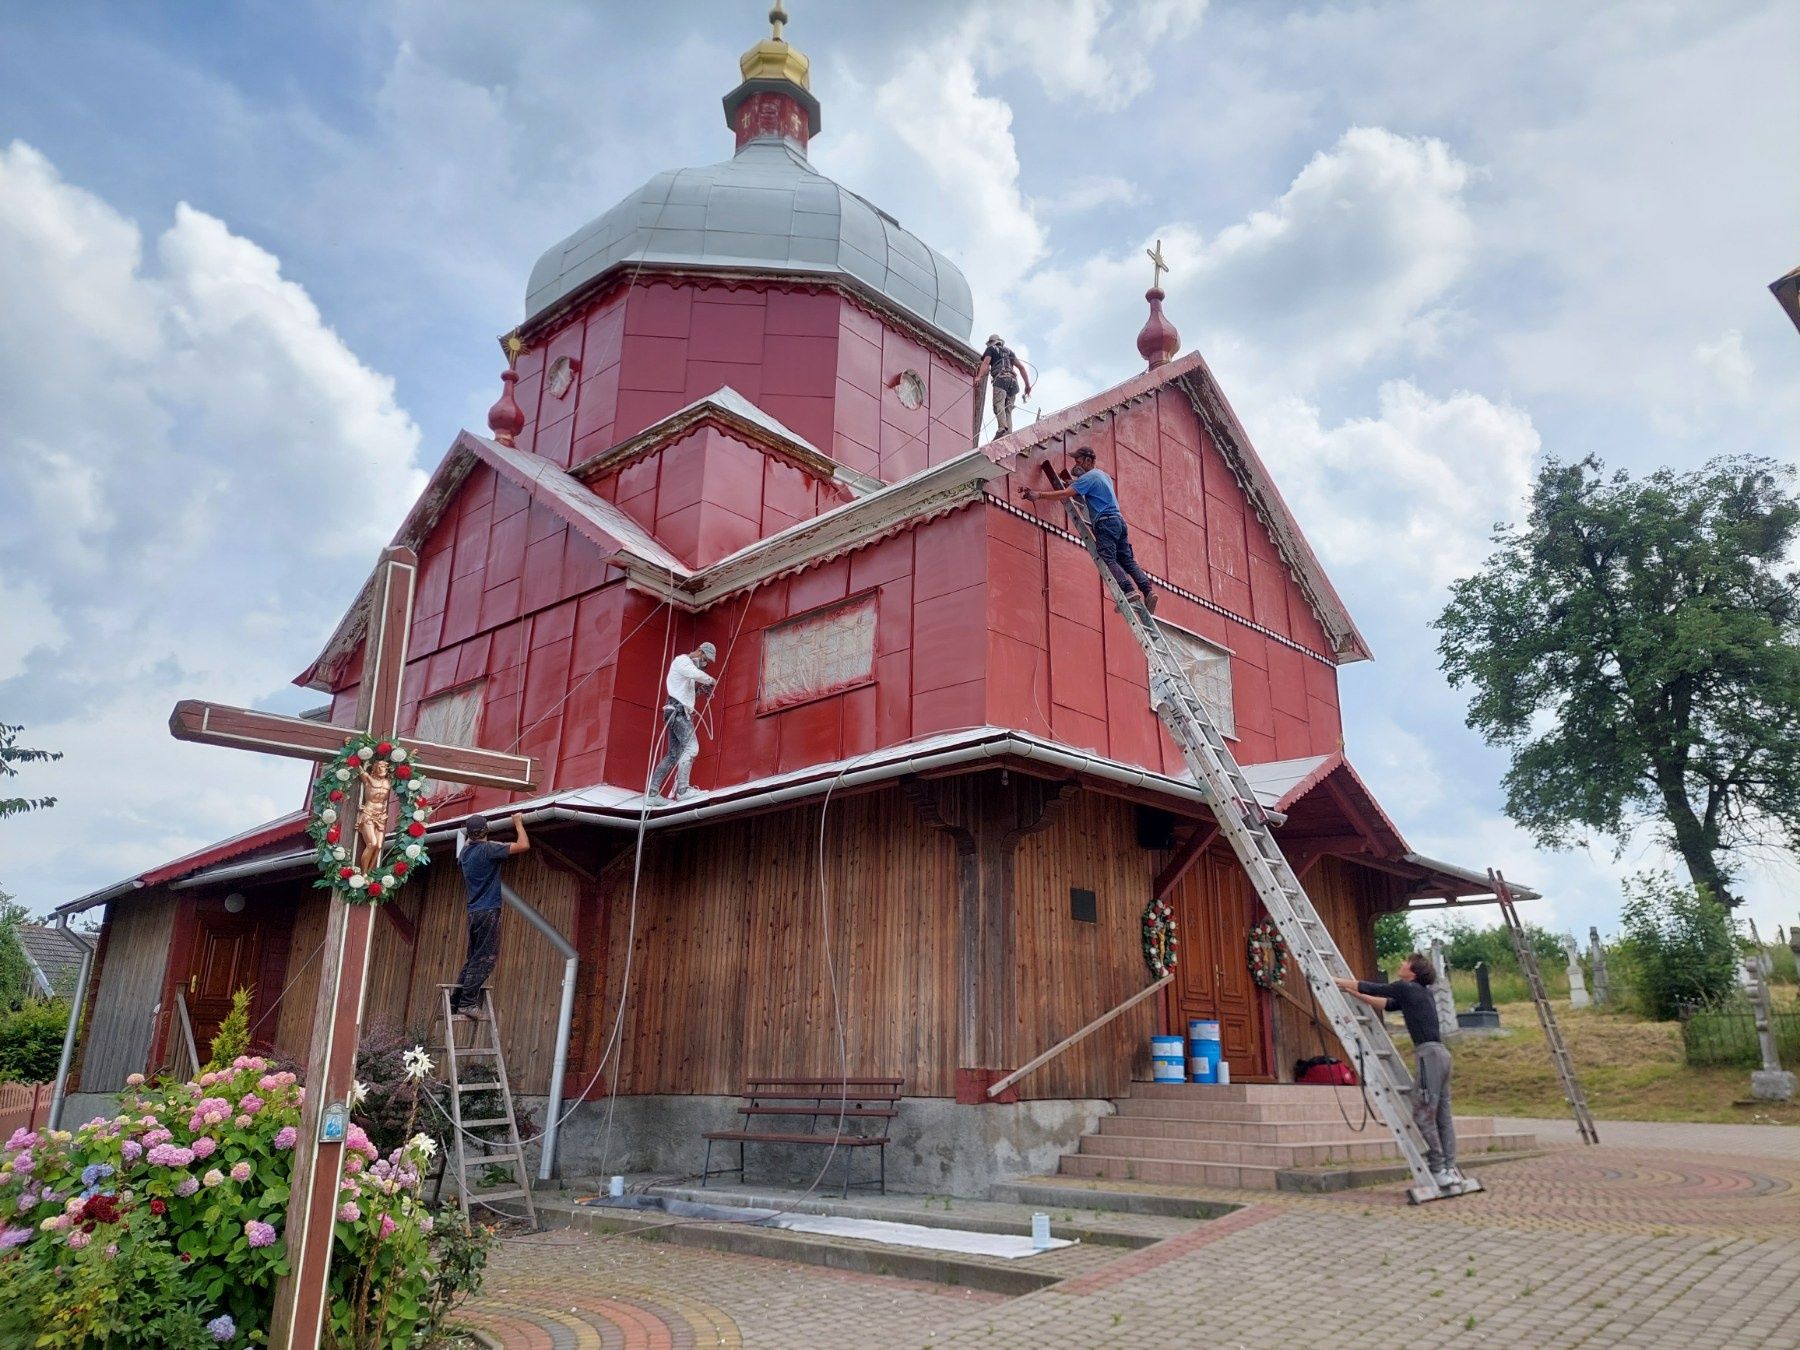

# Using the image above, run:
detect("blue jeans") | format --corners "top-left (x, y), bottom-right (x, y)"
top-left (1093, 514), bottom-right (1153, 598)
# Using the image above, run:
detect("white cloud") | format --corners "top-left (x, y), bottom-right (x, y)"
top-left (1694, 329), bottom-right (1754, 402)
top-left (0, 141), bottom-right (423, 913)
top-left (977, 0), bottom-right (1208, 111)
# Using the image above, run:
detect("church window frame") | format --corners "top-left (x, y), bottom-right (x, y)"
top-left (412, 679), bottom-right (487, 749)
top-left (1153, 620), bottom-right (1236, 740)
top-left (757, 590), bottom-right (880, 715)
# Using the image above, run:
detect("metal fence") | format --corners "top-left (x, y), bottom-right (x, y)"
top-left (1681, 1008), bottom-right (1800, 1068)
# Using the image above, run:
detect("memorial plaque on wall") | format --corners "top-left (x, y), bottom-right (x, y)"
top-left (759, 592), bottom-right (878, 712)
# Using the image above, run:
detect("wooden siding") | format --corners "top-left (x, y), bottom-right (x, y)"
top-left (1271, 855), bottom-right (1386, 1080)
top-left (1011, 792), bottom-right (1161, 1099)
top-left (80, 893), bottom-right (177, 1091)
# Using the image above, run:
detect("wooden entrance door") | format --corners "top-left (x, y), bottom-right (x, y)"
top-left (1167, 850), bottom-right (1270, 1080)
top-left (184, 910), bottom-right (262, 1056)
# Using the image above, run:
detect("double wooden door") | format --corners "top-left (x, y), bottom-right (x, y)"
top-left (1165, 849), bottom-right (1270, 1080)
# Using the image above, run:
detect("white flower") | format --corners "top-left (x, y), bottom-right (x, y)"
top-left (347, 1080), bottom-right (369, 1107)
top-left (411, 809), bottom-right (426, 822)
top-left (321, 807), bottom-right (337, 824)
top-left (406, 1131), bottom-right (438, 1159)
top-left (331, 846), bottom-right (346, 861)
top-left (390, 747), bottom-right (407, 763)
top-left (401, 1047), bottom-right (435, 1082)
top-left (348, 874), bottom-right (368, 889)
top-left (404, 844), bottom-right (422, 860)
top-left (379, 876), bottom-right (395, 889)
top-left (334, 767), bottom-right (351, 782)
top-left (356, 745), bottom-right (374, 760)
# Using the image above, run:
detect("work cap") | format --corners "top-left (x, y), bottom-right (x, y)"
top-left (1073, 446), bottom-right (1096, 460)
top-left (463, 815), bottom-right (490, 836)
top-left (697, 641), bottom-right (717, 660)
top-left (987, 333), bottom-right (1004, 345)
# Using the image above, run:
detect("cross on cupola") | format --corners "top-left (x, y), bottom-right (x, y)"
top-left (1146, 238), bottom-right (1171, 291)
top-left (1136, 236), bottom-right (1181, 370)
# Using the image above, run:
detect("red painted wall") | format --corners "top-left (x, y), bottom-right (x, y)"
top-left (512, 275), bottom-right (976, 483)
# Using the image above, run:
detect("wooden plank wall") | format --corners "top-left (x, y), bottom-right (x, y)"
top-left (1270, 855), bottom-right (1389, 1079)
top-left (79, 893), bottom-right (178, 1091)
top-left (604, 788), bottom-right (961, 1098)
top-left (1012, 792), bottom-right (1160, 1099)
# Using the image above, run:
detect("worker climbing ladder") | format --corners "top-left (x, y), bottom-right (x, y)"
top-left (435, 985), bottom-right (538, 1226)
top-left (1490, 870), bottom-right (1599, 1145)
top-left (1042, 464), bottom-right (1477, 1203)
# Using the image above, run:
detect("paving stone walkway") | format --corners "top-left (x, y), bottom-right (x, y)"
top-left (463, 1120), bottom-right (1800, 1348)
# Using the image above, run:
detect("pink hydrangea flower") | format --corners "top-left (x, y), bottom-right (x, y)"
top-left (243, 1219), bottom-right (277, 1248)
top-left (9, 1152), bottom-right (32, 1175)
top-left (344, 1156), bottom-right (363, 1175)
top-left (230, 1162), bottom-right (252, 1183)
top-left (5, 1129), bottom-right (36, 1151)
top-left (143, 1128), bottom-right (173, 1148)
top-left (203, 1169), bottom-right (225, 1189)
top-left (232, 1055), bottom-right (267, 1072)
top-left (273, 1127), bottom-right (297, 1150)
top-left (234, 1114), bottom-right (252, 1130)
top-left (420, 1214), bottom-right (434, 1233)
top-left (378, 1214), bottom-right (396, 1239)
top-left (120, 1141), bottom-right (143, 1163)
top-left (237, 1093), bottom-right (264, 1116)
top-left (66, 1229), bottom-right (91, 1249)
top-left (337, 1201), bottom-right (361, 1223)
top-left (39, 1214), bottom-right (71, 1232)
top-left (190, 1136), bottom-right (217, 1159)
top-left (176, 1177), bottom-right (199, 1197)
top-left (125, 1073), bottom-right (145, 1086)
top-left (147, 1144), bottom-right (195, 1167)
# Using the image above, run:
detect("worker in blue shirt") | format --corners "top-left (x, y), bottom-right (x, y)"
top-left (1020, 445), bottom-right (1156, 612)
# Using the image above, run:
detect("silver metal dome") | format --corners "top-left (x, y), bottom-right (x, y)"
top-left (524, 139), bottom-right (974, 344)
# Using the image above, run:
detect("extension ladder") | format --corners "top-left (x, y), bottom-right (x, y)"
top-left (1043, 466), bottom-right (1474, 1202)
top-left (1491, 871), bottom-right (1599, 1145)
top-left (435, 985), bottom-right (538, 1225)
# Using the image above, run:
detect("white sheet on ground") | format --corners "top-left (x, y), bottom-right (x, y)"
top-left (771, 1214), bottom-right (1074, 1258)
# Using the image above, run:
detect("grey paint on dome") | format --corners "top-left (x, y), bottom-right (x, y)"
top-left (524, 139), bottom-right (974, 343)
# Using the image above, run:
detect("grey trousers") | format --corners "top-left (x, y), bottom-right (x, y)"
top-left (1412, 1041), bottom-right (1456, 1170)
top-left (649, 702), bottom-right (698, 797)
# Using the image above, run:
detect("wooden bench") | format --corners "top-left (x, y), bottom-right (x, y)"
top-left (702, 1076), bottom-right (903, 1197)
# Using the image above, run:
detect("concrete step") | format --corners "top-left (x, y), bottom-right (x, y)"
top-left (987, 1179), bottom-right (1239, 1220)
top-left (1059, 1152), bottom-right (1286, 1190)
top-left (1096, 1114), bottom-right (1508, 1144)
top-left (1127, 1082), bottom-right (1372, 1105)
top-left (1079, 1132), bottom-right (1403, 1168)
top-left (1114, 1098), bottom-right (1349, 1124)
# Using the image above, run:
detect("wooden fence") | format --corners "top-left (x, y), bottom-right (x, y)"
top-left (0, 1082), bottom-right (53, 1141)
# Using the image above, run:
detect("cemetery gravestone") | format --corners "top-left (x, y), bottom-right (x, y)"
top-left (1457, 961), bottom-right (1502, 1032)
top-left (1430, 939), bottom-right (1459, 1036)
top-left (1563, 935), bottom-right (1591, 1008)
top-left (1588, 927), bottom-right (1610, 1007)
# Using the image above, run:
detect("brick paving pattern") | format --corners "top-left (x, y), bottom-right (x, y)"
top-left (466, 1123), bottom-right (1800, 1348)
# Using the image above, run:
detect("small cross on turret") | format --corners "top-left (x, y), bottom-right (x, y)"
top-left (1146, 238), bottom-right (1171, 291)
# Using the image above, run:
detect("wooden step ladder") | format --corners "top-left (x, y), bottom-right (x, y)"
top-left (1490, 871), bottom-right (1599, 1145)
top-left (435, 984), bottom-right (538, 1226)
top-left (1043, 464), bottom-right (1477, 1203)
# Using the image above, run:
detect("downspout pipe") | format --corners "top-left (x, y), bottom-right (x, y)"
top-left (498, 882), bottom-right (578, 1183)
top-left (48, 914), bottom-right (97, 1131)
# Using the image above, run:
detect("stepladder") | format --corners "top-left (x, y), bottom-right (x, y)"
top-left (1491, 871), bottom-right (1599, 1145)
top-left (1039, 462), bottom-right (1478, 1203)
top-left (435, 984), bottom-right (538, 1227)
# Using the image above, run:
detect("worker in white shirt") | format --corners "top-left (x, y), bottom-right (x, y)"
top-left (648, 641), bottom-right (717, 801)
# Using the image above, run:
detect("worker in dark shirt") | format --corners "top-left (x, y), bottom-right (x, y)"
top-left (975, 334), bottom-right (1031, 438)
top-left (1335, 952), bottom-right (1459, 1185)
top-left (1020, 445), bottom-right (1157, 612)
top-left (450, 813), bottom-right (530, 1021)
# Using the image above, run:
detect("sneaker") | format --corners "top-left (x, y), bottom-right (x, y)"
top-left (1432, 1168), bottom-right (1459, 1188)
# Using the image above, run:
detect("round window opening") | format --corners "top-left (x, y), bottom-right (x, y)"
top-left (895, 370), bottom-right (926, 409)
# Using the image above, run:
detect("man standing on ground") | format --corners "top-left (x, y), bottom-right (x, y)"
top-left (1020, 446), bottom-right (1157, 612)
top-left (1335, 953), bottom-right (1459, 1186)
top-left (975, 334), bottom-right (1031, 438)
top-left (451, 813), bottom-right (530, 1022)
top-left (649, 641), bottom-right (717, 802)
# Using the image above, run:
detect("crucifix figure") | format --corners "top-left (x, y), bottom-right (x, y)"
top-left (1146, 238), bottom-right (1170, 292)
top-left (169, 544), bottom-right (537, 1349)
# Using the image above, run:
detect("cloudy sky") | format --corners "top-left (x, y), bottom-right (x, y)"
top-left (2, 0), bottom-right (1795, 942)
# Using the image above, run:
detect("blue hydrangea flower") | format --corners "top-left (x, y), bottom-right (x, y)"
top-left (78, 1163), bottom-right (113, 1188)
top-left (206, 1313), bottom-right (236, 1342)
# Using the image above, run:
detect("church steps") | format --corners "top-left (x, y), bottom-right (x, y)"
top-left (1096, 1114), bottom-right (1508, 1143)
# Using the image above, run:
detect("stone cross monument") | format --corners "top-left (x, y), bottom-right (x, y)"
top-left (1746, 951), bottom-right (1796, 1102)
top-left (1562, 934), bottom-right (1591, 1008)
top-left (1429, 939), bottom-right (1458, 1034)
top-left (1587, 927), bottom-right (1610, 1007)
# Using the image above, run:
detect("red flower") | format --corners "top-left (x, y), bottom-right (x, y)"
top-left (366, 883), bottom-right (383, 898)
top-left (406, 822), bottom-right (425, 838)
top-left (329, 789), bottom-right (344, 802)
top-left (376, 741), bottom-right (392, 755)
top-left (180, 1252), bottom-right (191, 1263)
top-left (395, 764), bottom-right (413, 780)
top-left (339, 867), bottom-right (355, 880)
top-left (150, 1198), bottom-right (167, 1215)
top-left (325, 826), bottom-right (340, 844)
top-left (393, 861), bottom-right (409, 876)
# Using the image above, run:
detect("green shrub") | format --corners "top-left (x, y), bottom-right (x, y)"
top-left (1617, 872), bottom-right (1739, 1020)
top-left (0, 999), bottom-right (69, 1083)
top-left (205, 988), bottom-right (252, 1071)
top-left (1682, 1010), bottom-right (1800, 1067)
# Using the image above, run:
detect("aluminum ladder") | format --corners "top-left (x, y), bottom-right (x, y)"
top-left (436, 984), bottom-right (538, 1225)
top-left (1490, 871), bottom-right (1599, 1145)
top-left (1043, 467), bottom-right (1474, 1202)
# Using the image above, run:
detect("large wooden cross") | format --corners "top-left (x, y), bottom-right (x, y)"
top-left (169, 545), bottom-right (537, 1349)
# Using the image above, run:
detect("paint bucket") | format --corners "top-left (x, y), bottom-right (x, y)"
top-left (609, 1175), bottom-right (625, 1198)
top-left (1150, 1035), bottom-right (1186, 1083)
top-left (1188, 1019), bottom-right (1223, 1079)
top-left (1187, 1019), bottom-right (1222, 1042)
top-left (1187, 1056), bottom-right (1216, 1084)
top-left (1031, 1213), bottom-right (1052, 1251)
top-left (1216, 1061), bottom-right (1231, 1086)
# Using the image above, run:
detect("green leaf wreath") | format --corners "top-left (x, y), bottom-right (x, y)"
top-left (308, 736), bottom-right (432, 905)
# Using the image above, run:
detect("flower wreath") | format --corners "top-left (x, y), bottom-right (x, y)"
top-left (1142, 898), bottom-right (1179, 979)
top-left (308, 736), bottom-right (432, 905)
top-left (1247, 918), bottom-right (1288, 989)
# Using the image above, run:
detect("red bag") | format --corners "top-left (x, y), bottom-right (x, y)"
top-left (1296, 1058), bottom-right (1357, 1086)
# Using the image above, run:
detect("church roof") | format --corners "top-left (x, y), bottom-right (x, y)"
top-left (523, 138), bottom-right (975, 344)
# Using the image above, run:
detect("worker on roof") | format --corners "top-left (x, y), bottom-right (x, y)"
top-left (975, 334), bottom-right (1031, 439)
top-left (1021, 445), bottom-right (1157, 613)
top-left (649, 641), bottom-right (717, 802)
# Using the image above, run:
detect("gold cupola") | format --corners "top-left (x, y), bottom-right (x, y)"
top-left (723, 5), bottom-right (822, 150)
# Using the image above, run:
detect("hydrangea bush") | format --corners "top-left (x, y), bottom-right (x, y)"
top-left (0, 1054), bottom-right (453, 1347)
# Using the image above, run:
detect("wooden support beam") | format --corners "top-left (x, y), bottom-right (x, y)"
top-left (1153, 825), bottom-right (1218, 901)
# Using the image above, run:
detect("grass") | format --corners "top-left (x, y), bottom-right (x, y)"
top-left (1393, 992), bottom-right (1800, 1125)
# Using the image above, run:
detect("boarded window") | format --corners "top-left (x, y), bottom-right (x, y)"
top-left (759, 593), bottom-right (879, 712)
top-left (414, 681), bottom-right (484, 747)
top-left (1156, 623), bottom-right (1235, 739)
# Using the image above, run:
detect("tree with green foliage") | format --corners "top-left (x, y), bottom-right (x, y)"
top-left (1437, 455), bottom-right (1800, 907)
top-left (1, 721), bottom-right (62, 820)
top-left (1616, 871), bottom-right (1739, 1019)
top-left (1373, 911), bottom-right (1417, 969)
top-left (0, 895), bottom-right (39, 1010)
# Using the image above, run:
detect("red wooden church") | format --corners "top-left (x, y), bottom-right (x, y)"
top-left (60, 19), bottom-right (1505, 1191)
